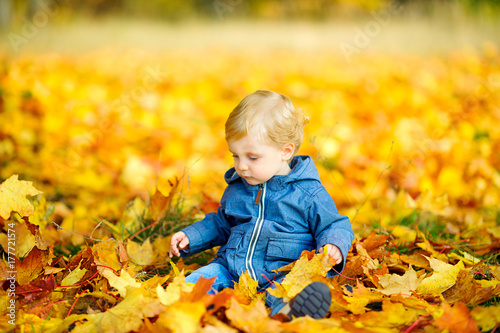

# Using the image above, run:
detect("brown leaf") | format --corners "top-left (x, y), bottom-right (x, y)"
top-left (359, 232), bottom-right (391, 260)
top-left (18, 274), bottom-right (56, 303)
top-left (16, 247), bottom-right (53, 285)
top-left (443, 269), bottom-right (500, 306)
top-left (23, 218), bottom-right (50, 250)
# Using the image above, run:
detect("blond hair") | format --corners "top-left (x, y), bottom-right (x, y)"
top-left (225, 89), bottom-right (309, 156)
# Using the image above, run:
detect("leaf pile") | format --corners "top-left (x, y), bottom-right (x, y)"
top-left (0, 46), bottom-right (500, 332)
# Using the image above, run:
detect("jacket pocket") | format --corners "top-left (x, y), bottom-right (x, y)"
top-left (217, 230), bottom-right (244, 273)
top-left (264, 239), bottom-right (313, 272)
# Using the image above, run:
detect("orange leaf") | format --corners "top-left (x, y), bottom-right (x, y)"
top-left (435, 303), bottom-right (480, 333)
top-left (16, 247), bottom-right (53, 286)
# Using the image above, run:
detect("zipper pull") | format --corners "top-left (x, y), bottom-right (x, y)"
top-left (254, 184), bottom-right (263, 205)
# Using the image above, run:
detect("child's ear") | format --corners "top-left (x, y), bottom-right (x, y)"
top-left (281, 143), bottom-right (295, 160)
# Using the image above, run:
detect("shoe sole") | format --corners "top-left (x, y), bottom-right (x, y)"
top-left (288, 282), bottom-right (331, 319)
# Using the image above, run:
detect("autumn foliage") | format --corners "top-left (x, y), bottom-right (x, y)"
top-left (1, 46), bottom-right (500, 332)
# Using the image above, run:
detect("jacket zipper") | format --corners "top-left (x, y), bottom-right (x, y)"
top-left (246, 182), bottom-right (266, 281)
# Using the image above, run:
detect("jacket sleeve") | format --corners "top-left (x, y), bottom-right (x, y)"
top-left (307, 187), bottom-right (354, 275)
top-left (179, 188), bottom-right (233, 257)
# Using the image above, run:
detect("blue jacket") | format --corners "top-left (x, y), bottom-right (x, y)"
top-left (180, 155), bottom-right (354, 288)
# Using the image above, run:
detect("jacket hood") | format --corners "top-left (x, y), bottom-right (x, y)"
top-left (224, 155), bottom-right (321, 190)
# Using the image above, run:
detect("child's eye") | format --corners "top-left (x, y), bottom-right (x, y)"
top-left (249, 157), bottom-right (258, 161)
top-left (232, 155), bottom-right (239, 159)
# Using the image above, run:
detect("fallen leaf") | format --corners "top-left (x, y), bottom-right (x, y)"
top-left (435, 302), bottom-right (480, 333)
top-left (378, 265), bottom-right (424, 296)
top-left (127, 238), bottom-right (155, 266)
top-left (416, 256), bottom-right (464, 296)
top-left (157, 274), bottom-right (193, 306)
top-left (268, 250), bottom-right (334, 299)
top-left (226, 298), bottom-right (282, 333)
top-left (101, 269), bottom-right (141, 297)
top-left (72, 287), bottom-right (163, 333)
top-left (156, 301), bottom-right (206, 333)
top-left (16, 247), bottom-right (53, 286)
top-left (471, 305), bottom-right (500, 332)
top-left (0, 174), bottom-right (42, 219)
top-left (234, 270), bottom-right (260, 302)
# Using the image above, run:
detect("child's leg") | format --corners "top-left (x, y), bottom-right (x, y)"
top-left (264, 275), bottom-right (287, 316)
top-left (185, 262), bottom-right (235, 293)
top-left (267, 292), bottom-right (286, 316)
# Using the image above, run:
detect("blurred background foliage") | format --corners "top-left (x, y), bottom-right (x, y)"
top-left (1, 0), bottom-right (499, 26)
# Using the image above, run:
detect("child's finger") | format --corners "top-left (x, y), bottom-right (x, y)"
top-left (178, 237), bottom-right (189, 250)
top-left (169, 235), bottom-right (182, 257)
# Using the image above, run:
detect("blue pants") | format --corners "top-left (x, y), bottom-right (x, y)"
top-left (185, 262), bottom-right (286, 316)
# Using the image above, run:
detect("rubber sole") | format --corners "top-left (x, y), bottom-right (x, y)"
top-left (287, 282), bottom-right (332, 319)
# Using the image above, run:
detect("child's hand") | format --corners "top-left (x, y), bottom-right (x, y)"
top-left (319, 244), bottom-right (343, 265)
top-left (169, 231), bottom-right (190, 258)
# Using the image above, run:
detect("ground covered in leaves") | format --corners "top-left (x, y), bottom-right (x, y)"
top-left (1, 46), bottom-right (500, 332)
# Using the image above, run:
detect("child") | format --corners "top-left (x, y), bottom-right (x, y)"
top-left (169, 89), bottom-right (354, 318)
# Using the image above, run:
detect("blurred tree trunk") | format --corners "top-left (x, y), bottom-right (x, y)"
top-left (0, 0), bottom-right (12, 29)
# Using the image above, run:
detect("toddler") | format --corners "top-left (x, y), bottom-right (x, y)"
top-left (170, 89), bottom-right (354, 318)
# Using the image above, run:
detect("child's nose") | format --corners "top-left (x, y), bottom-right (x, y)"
top-left (237, 161), bottom-right (248, 171)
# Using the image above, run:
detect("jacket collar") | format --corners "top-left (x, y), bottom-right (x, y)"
top-left (224, 155), bottom-right (321, 191)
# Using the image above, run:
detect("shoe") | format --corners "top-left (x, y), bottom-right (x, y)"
top-left (283, 282), bottom-right (332, 319)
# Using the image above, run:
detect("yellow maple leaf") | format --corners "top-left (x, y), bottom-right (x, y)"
top-left (345, 283), bottom-right (385, 315)
top-left (17, 313), bottom-right (88, 333)
top-left (416, 256), bottom-right (464, 296)
top-left (0, 174), bottom-right (42, 219)
top-left (157, 273), bottom-right (194, 306)
top-left (71, 287), bottom-right (163, 333)
top-left (268, 249), bottom-right (334, 300)
top-left (100, 268), bottom-right (141, 297)
top-left (471, 305), bottom-right (500, 332)
top-left (59, 264), bottom-right (87, 287)
top-left (226, 298), bottom-right (282, 333)
top-left (234, 270), bottom-right (260, 301)
top-left (377, 265), bottom-right (424, 296)
top-left (127, 238), bottom-right (155, 266)
top-left (156, 301), bottom-right (206, 333)
top-left (280, 316), bottom-right (342, 332)
top-left (357, 300), bottom-right (421, 329)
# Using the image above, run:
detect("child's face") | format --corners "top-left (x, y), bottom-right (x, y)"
top-left (227, 133), bottom-right (294, 185)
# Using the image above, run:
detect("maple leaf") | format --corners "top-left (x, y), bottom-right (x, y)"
top-left (471, 305), bottom-right (500, 332)
top-left (416, 256), bottom-right (464, 296)
top-left (356, 300), bottom-right (422, 330)
top-left (234, 270), bottom-right (260, 302)
top-left (344, 283), bottom-right (385, 315)
top-left (17, 274), bottom-right (57, 304)
top-left (358, 232), bottom-right (390, 260)
top-left (280, 316), bottom-right (342, 332)
top-left (157, 273), bottom-right (194, 306)
top-left (268, 249), bottom-right (334, 300)
top-left (17, 313), bottom-right (88, 333)
top-left (226, 298), bottom-right (282, 333)
top-left (72, 286), bottom-right (164, 333)
top-left (435, 302), bottom-right (480, 333)
top-left (377, 265), bottom-right (425, 296)
top-left (16, 247), bottom-right (53, 286)
top-left (0, 174), bottom-right (42, 219)
top-left (127, 238), bottom-right (155, 266)
top-left (92, 239), bottom-right (124, 273)
top-left (101, 269), bottom-right (141, 297)
top-left (443, 269), bottom-right (500, 306)
top-left (156, 301), bottom-right (206, 333)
